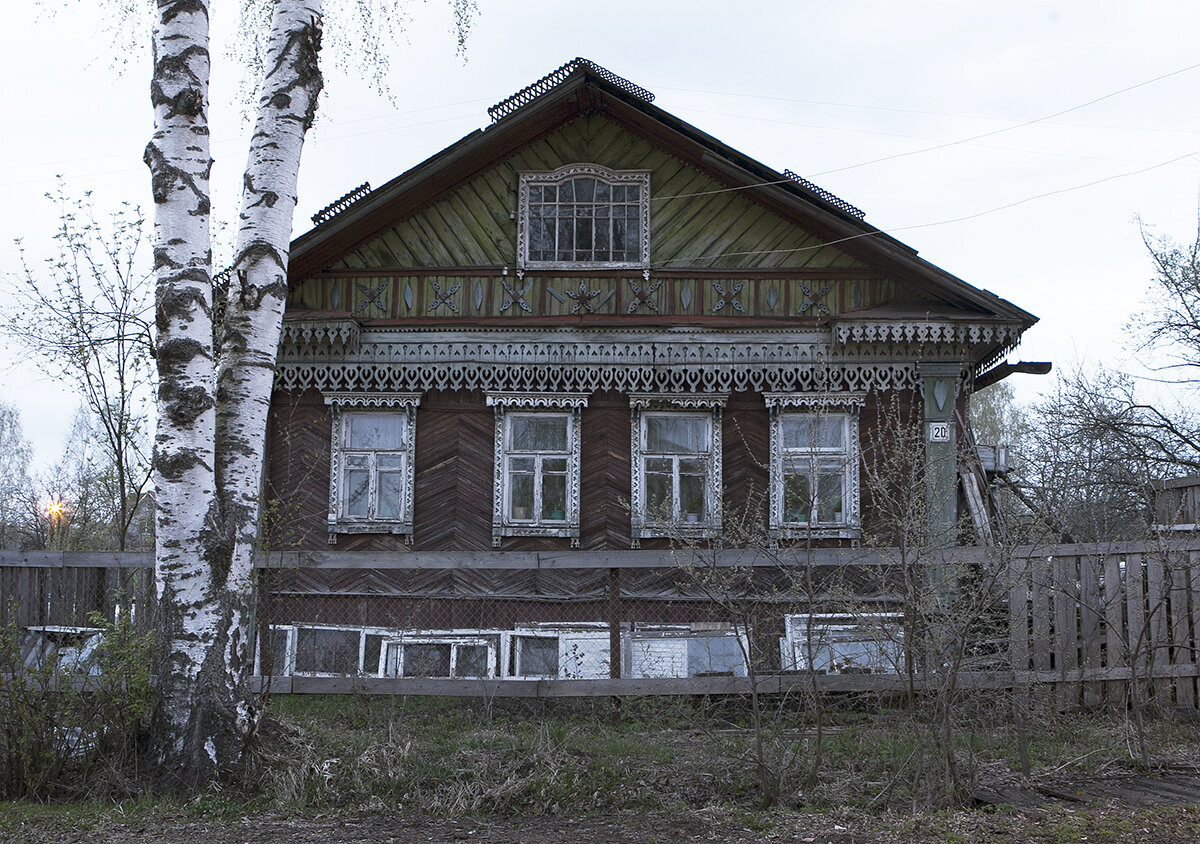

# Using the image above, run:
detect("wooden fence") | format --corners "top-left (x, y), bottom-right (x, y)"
top-left (1, 541), bottom-right (1198, 708)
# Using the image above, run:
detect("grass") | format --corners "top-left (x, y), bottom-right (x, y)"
top-left (2, 692), bottom-right (1198, 842)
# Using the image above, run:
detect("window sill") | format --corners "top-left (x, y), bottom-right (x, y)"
top-left (493, 525), bottom-right (581, 547)
top-left (328, 520), bottom-right (412, 544)
top-left (771, 526), bottom-right (861, 541)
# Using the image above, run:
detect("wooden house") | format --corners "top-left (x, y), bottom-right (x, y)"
top-left (273, 57), bottom-right (1035, 555)
top-left (261, 60), bottom-right (1037, 681)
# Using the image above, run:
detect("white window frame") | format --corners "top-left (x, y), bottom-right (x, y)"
top-left (781, 613), bottom-right (904, 675)
top-left (516, 163), bottom-right (651, 271)
top-left (263, 624), bottom-right (393, 677)
top-left (487, 393), bottom-right (587, 547)
top-left (629, 393), bottom-right (727, 544)
top-left (383, 638), bottom-right (497, 679)
top-left (765, 393), bottom-right (863, 541)
top-left (324, 392), bottom-right (420, 544)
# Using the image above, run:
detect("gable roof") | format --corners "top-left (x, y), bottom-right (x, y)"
top-left (288, 58), bottom-right (1035, 329)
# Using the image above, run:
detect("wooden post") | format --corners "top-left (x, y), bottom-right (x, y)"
top-left (608, 566), bottom-right (621, 722)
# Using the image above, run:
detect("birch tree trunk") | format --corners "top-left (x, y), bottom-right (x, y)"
top-left (145, 0), bottom-right (323, 783)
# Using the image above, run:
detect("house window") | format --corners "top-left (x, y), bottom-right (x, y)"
top-left (517, 164), bottom-right (650, 269)
top-left (487, 393), bottom-right (587, 547)
top-left (629, 394), bottom-right (727, 544)
top-left (765, 393), bottom-right (863, 539)
top-left (324, 392), bottom-right (420, 543)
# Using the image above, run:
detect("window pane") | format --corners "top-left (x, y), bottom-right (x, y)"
top-left (265, 627), bottom-right (289, 676)
top-left (782, 416), bottom-right (844, 451)
top-left (679, 472), bottom-right (706, 521)
top-left (595, 181), bottom-right (610, 202)
top-left (455, 644), bottom-right (489, 678)
top-left (510, 416), bottom-right (568, 451)
top-left (559, 180), bottom-right (574, 202)
top-left (364, 634), bottom-right (384, 676)
top-left (509, 472), bottom-right (534, 520)
top-left (517, 636), bottom-right (558, 676)
top-left (574, 177), bottom-right (594, 202)
top-left (344, 468), bottom-right (369, 517)
top-left (403, 643), bottom-right (451, 677)
top-left (646, 416), bottom-right (708, 454)
top-left (541, 473), bottom-right (567, 520)
top-left (295, 628), bottom-right (360, 675)
top-left (645, 460), bottom-right (673, 516)
top-left (816, 471), bottom-right (845, 523)
top-left (346, 414), bottom-right (404, 449)
top-left (543, 456), bottom-right (567, 473)
top-left (530, 218), bottom-right (554, 259)
top-left (783, 470), bottom-right (812, 524)
top-left (556, 218), bottom-right (573, 261)
top-left (377, 470), bottom-right (402, 519)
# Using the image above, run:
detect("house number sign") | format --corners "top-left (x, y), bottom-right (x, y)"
top-left (928, 421), bottom-right (951, 443)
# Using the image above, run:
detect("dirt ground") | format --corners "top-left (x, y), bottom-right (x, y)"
top-left (13, 803), bottom-right (1200, 844)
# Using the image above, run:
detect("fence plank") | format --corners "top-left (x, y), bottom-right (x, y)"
top-left (1145, 551), bottom-right (1172, 702)
top-left (1078, 555), bottom-right (1103, 708)
top-left (1125, 552), bottom-right (1150, 713)
top-left (1103, 554), bottom-right (1127, 706)
top-left (1052, 554), bottom-right (1080, 709)
top-left (1170, 561), bottom-right (1196, 709)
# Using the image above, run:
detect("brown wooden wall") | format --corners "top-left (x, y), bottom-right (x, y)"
top-left (267, 387), bottom-right (936, 552)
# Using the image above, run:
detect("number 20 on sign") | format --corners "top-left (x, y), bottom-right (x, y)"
top-left (928, 422), bottom-right (951, 443)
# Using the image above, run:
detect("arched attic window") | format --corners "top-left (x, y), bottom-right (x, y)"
top-left (517, 164), bottom-right (650, 270)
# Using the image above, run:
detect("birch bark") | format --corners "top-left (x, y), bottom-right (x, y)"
top-left (146, 0), bottom-right (322, 782)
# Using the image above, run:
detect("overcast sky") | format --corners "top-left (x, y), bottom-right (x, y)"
top-left (3, 1), bottom-right (1200, 469)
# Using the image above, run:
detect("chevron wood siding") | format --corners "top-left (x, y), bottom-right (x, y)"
top-left (857, 387), bottom-right (924, 545)
top-left (267, 387), bottom-right (876, 553)
top-left (579, 391), bottom-right (633, 550)
top-left (413, 390), bottom-right (495, 551)
top-left (267, 389), bottom-right (333, 550)
top-left (723, 391), bottom-right (770, 524)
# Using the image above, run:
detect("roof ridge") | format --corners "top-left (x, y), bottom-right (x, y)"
top-left (782, 169), bottom-right (864, 220)
top-left (488, 57), bottom-right (653, 123)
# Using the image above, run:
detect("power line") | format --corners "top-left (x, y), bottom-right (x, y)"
top-left (810, 61), bottom-right (1200, 177)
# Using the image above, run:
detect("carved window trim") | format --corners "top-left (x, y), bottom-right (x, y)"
top-left (517, 164), bottom-right (651, 271)
top-left (765, 392), bottom-right (864, 541)
top-left (629, 393), bottom-right (727, 545)
top-left (487, 393), bottom-right (588, 547)
top-left (324, 392), bottom-right (420, 544)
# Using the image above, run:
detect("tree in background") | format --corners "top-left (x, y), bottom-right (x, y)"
top-left (6, 186), bottom-right (154, 552)
top-left (0, 402), bottom-right (33, 550)
top-left (970, 372), bottom-right (1163, 545)
top-left (142, 0), bottom-right (473, 784)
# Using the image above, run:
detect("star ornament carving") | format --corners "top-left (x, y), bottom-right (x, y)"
top-left (566, 281), bottom-right (602, 314)
top-left (798, 282), bottom-right (834, 316)
top-left (626, 278), bottom-right (661, 313)
top-left (711, 281), bottom-right (744, 313)
top-left (354, 280), bottom-right (388, 315)
top-left (427, 280), bottom-right (462, 314)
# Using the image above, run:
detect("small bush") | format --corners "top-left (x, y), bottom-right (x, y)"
top-left (0, 608), bottom-right (154, 800)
